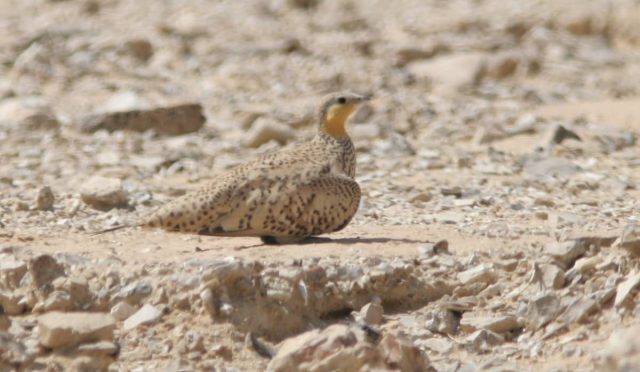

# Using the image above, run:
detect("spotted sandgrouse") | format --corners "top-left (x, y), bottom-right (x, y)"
top-left (102, 92), bottom-right (368, 244)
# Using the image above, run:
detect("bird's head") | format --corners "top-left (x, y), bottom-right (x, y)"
top-left (318, 92), bottom-right (369, 138)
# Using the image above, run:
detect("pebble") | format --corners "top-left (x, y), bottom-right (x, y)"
top-left (110, 301), bottom-right (137, 321)
top-left (523, 291), bottom-right (562, 330)
top-left (80, 176), bottom-right (128, 211)
top-left (34, 186), bottom-right (55, 210)
top-left (359, 302), bottom-right (384, 325)
top-left (123, 304), bottom-right (163, 331)
top-left (614, 223), bottom-right (640, 256)
top-left (38, 312), bottom-right (116, 348)
top-left (614, 271), bottom-right (640, 307)
top-left (28, 254), bottom-right (65, 289)
top-left (79, 103), bottom-right (205, 136)
top-left (245, 118), bottom-right (295, 148)
top-left (457, 264), bottom-right (497, 286)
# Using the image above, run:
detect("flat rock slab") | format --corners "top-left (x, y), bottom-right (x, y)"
top-left (123, 304), bottom-right (163, 331)
top-left (38, 312), bottom-right (116, 349)
top-left (78, 103), bottom-right (206, 136)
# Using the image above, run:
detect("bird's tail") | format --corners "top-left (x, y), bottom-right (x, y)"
top-left (91, 224), bottom-right (137, 235)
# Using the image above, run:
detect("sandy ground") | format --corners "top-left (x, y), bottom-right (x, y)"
top-left (2, 0), bottom-right (640, 371)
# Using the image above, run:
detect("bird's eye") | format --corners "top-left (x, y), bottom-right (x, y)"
top-left (337, 97), bottom-right (346, 104)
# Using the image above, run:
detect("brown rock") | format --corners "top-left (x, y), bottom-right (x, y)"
top-left (0, 258), bottom-right (27, 289)
top-left (460, 312), bottom-right (520, 334)
top-left (267, 324), bottom-right (432, 372)
top-left (359, 302), bottom-right (384, 325)
top-left (540, 264), bottom-right (565, 289)
top-left (614, 223), bottom-right (640, 256)
top-left (80, 176), bottom-right (128, 211)
top-left (123, 39), bottom-right (154, 62)
top-left (38, 312), bottom-right (116, 349)
top-left (79, 103), bottom-right (206, 136)
top-left (0, 291), bottom-right (25, 316)
top-left (34, 186), bottom-right (55, 210)
top-left (523, 291), bottom-right (562, 330)
top-left (245, 118), bottom-right (295, 148)
top-left (28, 254), bottom-right (65, 289)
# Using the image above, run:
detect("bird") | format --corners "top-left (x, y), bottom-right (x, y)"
top-left (98, 92), bottom-right (369, 244)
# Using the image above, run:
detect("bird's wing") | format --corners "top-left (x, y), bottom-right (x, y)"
top-left (200, 172), bottom-right (361, 238)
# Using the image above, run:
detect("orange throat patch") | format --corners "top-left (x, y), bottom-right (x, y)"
top-left (324, 105), bottom-right (355, 138)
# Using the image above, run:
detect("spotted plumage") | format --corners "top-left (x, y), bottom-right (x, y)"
top-left (101, 92), bottom-right (368, 244)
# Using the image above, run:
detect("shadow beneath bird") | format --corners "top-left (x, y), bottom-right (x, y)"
top-left (281, 236), bottom-right (432, 245)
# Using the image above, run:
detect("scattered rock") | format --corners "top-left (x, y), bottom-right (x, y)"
top-left (267, 324), bottom-right (432, 372)
top-left (110, 301), bottom-right (137, 321)
top-left (245, 118), bottom-right (295, 148)
top-left (614, 223), bottom-right (640, 256)
top-left (0, 291), bottom-right (24, 315)
top-left (0, 96), bottom-right (60, 131)
top-left (426, 308), bottom-right (460, 335)
top-left (0, 258), bottom-right (27, 289)
top-left (540, 264), bottom-right (565, 289)
top-left (123, 39), bottom-right (154, 62)
top-left (28, 254), bottom-right (65, 289)
top-left (603, 324), bottom-right (640, 370)
top-left (557, 297), bottom-right (597, 324)
top-left (460, 312), bottom-right (520, 334)
top-left (34, 186), bottom-right (55, 210)
top-left (407, 52), bottom-right (485, 93)
top-left (457, 264), bottom-right (497, 286)
top-left (80, 176), bottom-right (128, 211)
top-left (112, 281), bottom-right (153, 305)
top-left (42, 290), bottom-right (73, 312)
top-left (79, 104), bottom-right (206, 136)
top-left (614, 271), bottom-right (640, 307)
top-left (359, 302), bottom-right (384, 325)
top-left (523, 291), bottom-right (562, 330)
top-left (38, 312), bottom-right (116, 348)
top-left (481, 50), bottom-right (520, 80)
top-left (123, 304), bottom-right (163, 331)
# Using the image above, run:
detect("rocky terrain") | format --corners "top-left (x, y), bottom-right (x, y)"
top-left (1, 0), bottom-right (640, 370)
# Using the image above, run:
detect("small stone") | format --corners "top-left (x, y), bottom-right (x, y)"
top-left (123, 304), bottom-right (163, 331)
top-left (34, 186), bottom-right (55, 210)
top-left (557, 298), bottom-right (597, 324)
top-left (200, 288), bottom-right (216, 317)
top-left (457, 264), bottom-right (497, 286)
top-left (110, 302), bottom-right (137, 321)
top-left (545, 240), bottom-right (586, 268)
top-left (523, 291), bottom-right (562, 330)
top-left (28, 254), bottom-right (65, 289)
top-left (407, 53), bottom-right (485, 94)
top-left (112, 280), bottom-right (153, 305)
top-left (42, 290), bottom-right (73, 312)
top-left (359, 302), bottom-right (384, 325)
top-left (123, 39), bottom-right (154, 62)
top-left (267, 324), bottom-right (431, 372)
top-left (245, 118), bottom-right (295, 148)
top-left (0, 96), bottom-right (60, 131)
top-left (615, 271), bottom-right (640, 307)
top-left (212, 344), bottom-right (233, 361)
top-left (76, 340), bottom-right (119, 356)
top-left (540, 264), bottom-right (565, 289)
top-left (0, 291), bottom-right (25, 315)
top-left (460, 312), bottom-right (520, 334)
top-left (0, 258), bottom-right (27, 288)
top-left (80, 176), bottom-right (128, 211)
top-left (79, 103), bottom-right (205, 136)
top-left (171, 292), bottom-right (191, 311)
top-left (482, 50), bottom-right (519, 80)
top-left (38, 312), bottom-right (116, 349)
top-left (466, 329), bottom-right (504, 350)
top-left (425, 309), bottom-right (459, 335)
top-left (0, 314), bottom-right (9, 331)
top-left (614, 223), bottom-right (640, 256)
top-left (417, 337), bottom-right (453, 354)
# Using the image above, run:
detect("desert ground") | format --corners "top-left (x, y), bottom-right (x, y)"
top-left (1, 0), bottom-right (640, 371)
